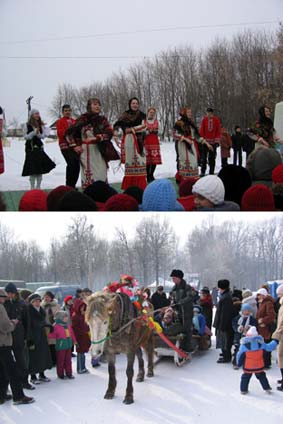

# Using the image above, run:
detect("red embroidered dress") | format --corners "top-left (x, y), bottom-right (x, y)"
top-left (144, 119), bottom-right (162, 165)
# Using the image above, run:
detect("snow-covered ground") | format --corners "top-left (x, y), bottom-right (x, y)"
top-left (0, 338), bottom-right (281, 424)
top-left (0, 139), bottom-right (241, 191)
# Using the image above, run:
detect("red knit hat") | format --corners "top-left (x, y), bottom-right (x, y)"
top-left (19, 190), bottom-right (47, 211)
top-left (241, 184), bottom-right (275, 211)
top-left (64, 295), bottom-right (73, 304)
top-left (179, 177), bottom-right (199, 197)
top-left (47, 185), bottom-right (75, 211)
top-left (104, 194), bottom-right (139, 211)
top-left (272, 164), bottom-right (283, 184)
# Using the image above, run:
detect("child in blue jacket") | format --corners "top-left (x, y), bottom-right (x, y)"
top-left (237, 326), bottom-right (278, 394)
top-left (192, 305), bottom-right (206, 336)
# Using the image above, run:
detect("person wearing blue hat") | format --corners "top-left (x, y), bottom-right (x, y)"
top-left (141, 179), bottom-right (184, 211)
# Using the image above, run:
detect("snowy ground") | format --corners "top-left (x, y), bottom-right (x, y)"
top-left (0, 338), bottom-right (281, 424)
top-left (0, 139), bottom-right (244, 191)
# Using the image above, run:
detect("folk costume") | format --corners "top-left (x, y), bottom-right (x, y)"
top-left (66, 112), bottom-right (114, 190)
top-left (199, 113), bottom-right (221, 175)
top-left (114, 101), bottom-right (147, 190)
top-left (249, 106), bottom-right (281, 149)
top-left (173, 110), bottom-right (201, 181)
top-left (144, 116), bottom-right (162, 182)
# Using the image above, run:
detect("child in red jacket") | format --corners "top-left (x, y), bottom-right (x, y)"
top-left (71, 300), bottom-right (91, 374)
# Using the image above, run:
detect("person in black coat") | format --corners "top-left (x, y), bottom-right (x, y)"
top-left (170, 269), bottom-right (194, 352)
top-left (151, 286), bottom-right (170, 311)
top-left (213, 279), bottom-right (237, 363)
top-left (4, 283), bottom-right (33, 390)
top-left (27, 294), bottom-right (52, 385)
top-left (232, 126), bottom-right (244, 166)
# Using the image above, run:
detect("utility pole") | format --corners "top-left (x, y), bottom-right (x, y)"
top-left (26, 96), bottom-right (33, 119)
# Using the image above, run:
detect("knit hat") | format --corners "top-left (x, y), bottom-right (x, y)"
top-left (19, 289), bottom-right (32, 301)
top-left (241, 184), bottom-right (275, 211)
top-left (104, 193), bottom-right (139, 211)
top-left (5, 282), bottom-right (18, 294)
top-left (170, 269), bottom-right (184, 279)
top-left (44, 291), bottom-right (55, 300)
top-left (192, 175), bottom-right (225, 206)
top-left (124, 186), bottom-right (144, 205)
top-left (246, 147), bottom-right (282, 186)
top-left (141, 179), bottom-right (184, 211)
top-left (28, 293), bottom-right (41, 303)
top-left (241, 303), bottom-right (253, 313)
top-left (276, 285), bottom-right (283, 297)
top-left (179, 177), bottom-right (199, 197)
top-left (218, 165), bottom-right (252, 206)
top-left (272, 164), bottom-right (283, 184)
top-left (19, 189), bottom-right (47, 211)
top-left (55, 310), bottom-right (68, 321)
top-left (217, 279), bottom-right (230, 290)
top-left (201, 287), bottom-right (210, 295)
top-left (256, 288), bottom-right (268, 296)
top-left (64, 295), bottom-right (73, 304)
top-left (84, 181), bottom-right (118, 203)
top-left (29, 108), bottom-right (39, 118)
top-left (57, 191), bottom-right (97, 211)
top-left (242, 289), bottom-right (253, 299)
top-left (47, 185), bottom-right (75, 211)
top-left (193, 305), bottom-right (202, 313)
top-left (0, 289), bottom-right (8, 298)
top-left (246, 326), bottom-right (258, 337)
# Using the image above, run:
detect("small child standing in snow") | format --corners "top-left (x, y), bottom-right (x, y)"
top-left (49, 310), bottom-right (76, 379)
top-left (232, 304), bottom-right (257, 369)
top-left (72, 300), bottom-right (91, 374)
top-left (236, 326), bottom-right (278, 394)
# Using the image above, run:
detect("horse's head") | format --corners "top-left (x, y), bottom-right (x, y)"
top-left (85, 292), bottom-right (116, 359)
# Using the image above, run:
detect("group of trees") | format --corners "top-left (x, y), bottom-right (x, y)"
top-left (1, 215), bottom-right (283, 292)
top-left (50, 25), bottom-right (283, 137)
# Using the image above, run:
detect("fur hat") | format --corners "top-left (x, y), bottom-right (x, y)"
top-left (246, 326), bottom-right (258, 337)
top-left (170, 269), bottom-right (184, 279)
top-left (218, 165), bottom-right (252, 206)
top-left (276, 284), bottom-right (283, 297)
top-left (58, 191), bottom-right (97, 211)
top-left (104, 193), bottom-right (139, 211)
top-left (47, 185), bottom-right (75, 211)
top-left (241, 184), bottom-right (275, 211)
top-left (5, 282), bottom-right (17, 294)
top-left (141, 179), bottom-right (184, 211)
top-left (124, 186), bottom-right (144, 205)
top-left (192, 175), bottom-right (225, 206)
top-left (84, 181), bottom-right (118, 203)
top-left (179, 177), bottom-right (199, 197)
top-left (0, 289), bottom-right (8, 298)
top-left (232, 289), bottom-right (243, 301)
top-left (28, 293), bottom-right (41, 303)
top-left (19, 189), bottom-right (47, 211)
top-left (20, 289), bottom-right (32, 300)
top-left (217, 279), bottom-right (230, 290)
top-left (241, 303), bottom-right (253, 313)
top-left (256, 288), bottom-right (268, 296)
top-left (242, 289), bottom-right (253, 299)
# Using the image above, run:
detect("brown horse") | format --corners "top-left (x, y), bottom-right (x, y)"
top-left (86, 292), bottom-right (154, 404)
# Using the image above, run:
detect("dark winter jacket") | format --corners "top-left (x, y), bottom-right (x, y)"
top-left (213, 289), bottom-right (236, 332)
top-left (256, 296), bottom-right (276, 340)
top-left (232, 314), bottom-right (257, 346)
top-left (232, 133), bottom-right (244, 151)
top-left (150, 291), bottom-right (170, 311)
top-left (27, 304), bottom-right (52, 374)
top-left (237, 335), bottom-right (277, 372)
top-left (71, 300), bottom-right (91, 353)
top-left (199, 295), bottom-right (213, 329)
top-left (4, 296), bottom-right (30, 348)
top-left (170, 279), bottom-right (194, 324)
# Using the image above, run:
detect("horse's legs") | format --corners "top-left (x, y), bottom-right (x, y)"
top-left (104, 353), bottom-right (116, 400)
top-left (136, 347), bottom-right (145, 382)
top-left (145, 334), bottom-right (154, 378)
top-left (123, 350), bottom-right (135, 404)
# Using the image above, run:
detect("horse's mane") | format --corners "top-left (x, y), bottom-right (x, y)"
top-left (85, 291), bottom-right (115, 322)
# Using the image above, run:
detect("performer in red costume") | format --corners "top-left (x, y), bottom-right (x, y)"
top-left (199, 108), bottom-right (221, 176)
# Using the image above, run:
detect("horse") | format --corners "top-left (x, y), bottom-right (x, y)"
top-left (86, 291), bottom-right (154, 404)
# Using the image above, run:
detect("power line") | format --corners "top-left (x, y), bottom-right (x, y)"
top-left (0, 20), bottom-right (279, 46)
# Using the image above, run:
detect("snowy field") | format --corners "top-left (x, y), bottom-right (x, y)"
top-left (0, 139), bottom-right (242, 191)
top-left (0, 338), bottom-right (281, 424)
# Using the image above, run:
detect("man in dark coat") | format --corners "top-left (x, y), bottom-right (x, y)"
top-left (170, 269), bottom-right (194, 352)
top-left (213, 279), bottom-right (236, 363)
top-left (231, 126), bottom-right (244, 166)
top-left (4, 283), bottom-right (33, 390)
top-left (151, 286), bottom-right (170, 311)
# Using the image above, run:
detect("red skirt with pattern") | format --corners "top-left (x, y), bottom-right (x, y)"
top-left (144, 134), bottom-right (162, 165)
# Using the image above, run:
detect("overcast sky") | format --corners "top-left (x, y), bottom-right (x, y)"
top-left (0, 0), bottom-right (282, 123)
top-left (0, 212), bottom-right (279, 250)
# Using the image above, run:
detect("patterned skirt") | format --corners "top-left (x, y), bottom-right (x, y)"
top-left (144, 133), bottom-right (162, 165)
top-left (121, 133), bottom-right (147, 190)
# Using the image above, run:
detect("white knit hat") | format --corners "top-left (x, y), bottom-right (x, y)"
top-left (246, 326), bottom-right (258, 337)
top-left (276, 284), bottom-right (283, 297)
top-left (256, 288), bottom-right (268, 296)
top-left (192, 175), bottom-right (225, 205)
top-left (29, 108), bottom-right (40, 118)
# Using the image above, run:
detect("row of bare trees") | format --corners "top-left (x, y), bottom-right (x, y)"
top-left (50, 25), bottom-right (283, 137)
top-left (1, 215), bottom-right (283, 292)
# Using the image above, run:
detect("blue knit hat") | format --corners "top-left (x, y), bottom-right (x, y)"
top-left (5, 282), bottom-right (17, 294)
top-left (141, 179), bottom-right (184, 211)
top-left (241, 303), bottom-right (253, 313)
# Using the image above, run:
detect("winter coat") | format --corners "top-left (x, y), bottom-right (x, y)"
top-left (193, 313), bottom-right (206, 336)
top-left (232, 314), bottom-right (257, 346)
top-left (56, 116), bottom-right (76, 151)
top-left (150, 291), bottom-right (170, 311)
top-left (199, 295), bottom-right (213, 329)
top-left (213, 289), bottom-right (236, 332)
top-left (256, 296), bottom-right (276, 340)
top-left (48, 322), bottom-right (76, 351)
top-left (0, 303), bottom-right (16, 347)
top-left (242, 295), bottom-right (258, 318)
top-left (220, 128), bottom-right (232, 158)
top-left (71, 300), bottom-right (91, 353)
top-left (232, 132), bottom-right (244, 151)
top-left (237, 335), bottom-right (277, 373)
top-left (170, 279), bottom-right (194, 324)
top-left (41, 299), bottom-right (61, 345)
top-left (4, 296), bottom-right (30, 348)
top-left (27, 304), bottom-right (52, 374)
top-left (272, 296), bottom-right (283, 368)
